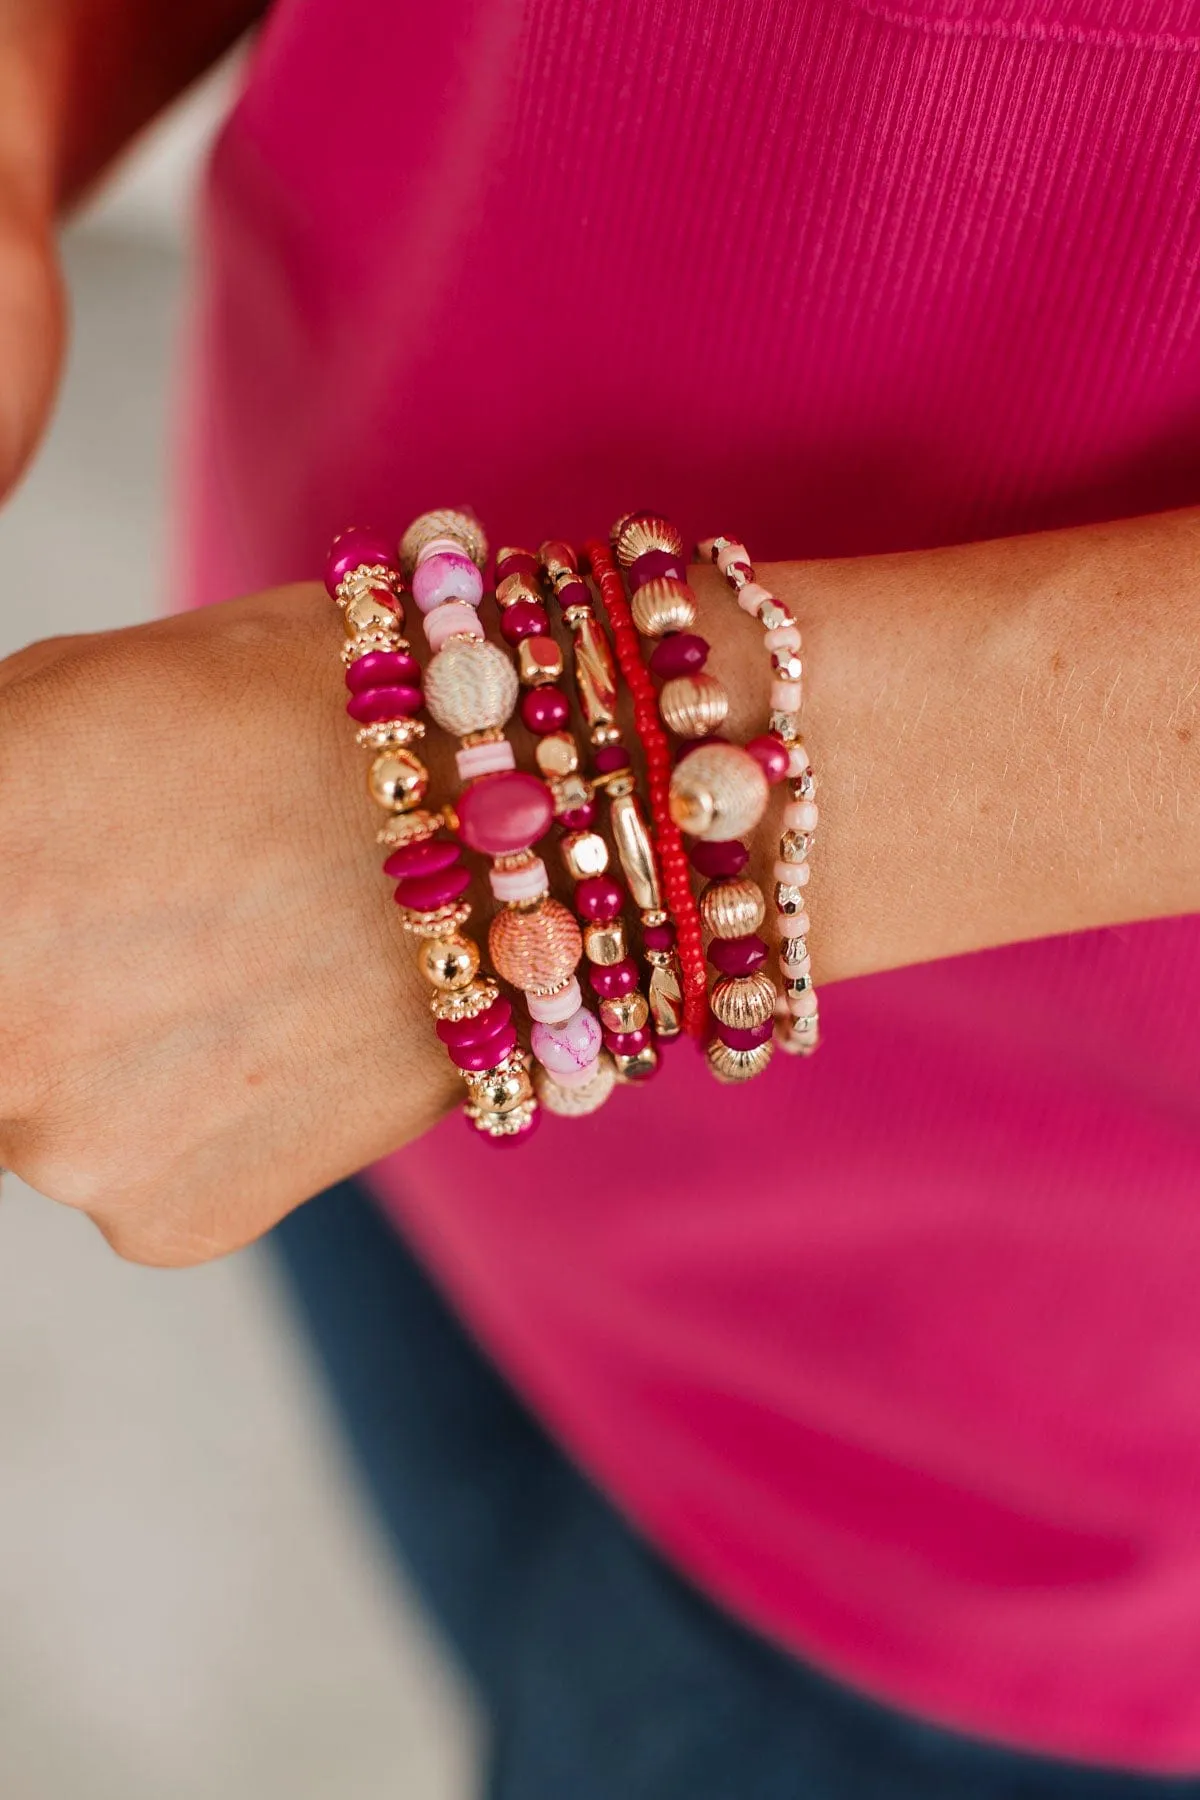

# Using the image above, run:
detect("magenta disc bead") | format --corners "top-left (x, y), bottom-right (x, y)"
top-left (448, 1025), bottom-right (519, 1072)
top-left (383, 839), bottom-right (461, 880)
top-left (436, 997), bottom-right (513, 1049)
top-left (346, 684), bottom-right (423, 724)
top-left (520, 686), bottom-right (570, 734)
top-left (594, 744), bottom-right (630, 773)
top-left (629, 549), bottom-right (687, 591)
top-left (325, 526), bottom-right (399, 596)
top-left (604, 1026), bottom-right (652, 1056)
top-left (555, 579), bottom-right (590, 610)
top-left (345, 650), bottom-right (420, 693)
top-left (650, 632), bottom-right (710, 679)
top-left (689, 839), bottom-right (748, 880)
top-left (394, 864), bottom-right (472, 913)
top-left (708, 934), bottom-right (769, 976)
top-left (495, 550), bottom-right (539, 583)
top-left (559, 802), bottom-right (597, 831)
top-left (500, 601), bottom-right (551, 643)
top-left (747, 733), bottom-right (790, 785)
top-left (575, 875), bottom-right (623, 922)
top-left (718, 1019), bottom-right (776, 1051)
top-left (458, 770), bottom-right (555, 856)
top-left (589, 958), bottom-right (639, 999)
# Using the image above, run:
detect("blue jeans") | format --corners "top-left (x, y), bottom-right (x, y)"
top-left (272, 1181), bottom-right (1200, 1800)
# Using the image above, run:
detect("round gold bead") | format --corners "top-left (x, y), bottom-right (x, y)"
top-left (417, 935), bottom-right (481, 991)
top-left (535, 1054), bottom-right (617, 1118)
top-left (535, 732), bottom-right (579, 779)
top-left (611, 513), bottom-right (685, 569)
top-left (658, 672), bottom-right (730, 739)
top-left (669, 742), bottom-right (770, 841)
top-left (706, 1037), bottom-right (776, 1084)
top-left (489, 899), bottom-right (582, 991)
top-left (630, 577), bottom-right (697, 638)
top-left (466, 1055), bottom-right (535, 1115)
top-left (561, 831), bottom-right (610, 880)
top-left (368, 746), bottom-right (429, 812)
top-left (425, 637), bottom-right (519, 737)
top-left (598, 991), bottom-right (649, 1034)
top-left (344, 590), bottom-right (401, 637)
top-left (399, 509), bottom-right (488, 577)
top-left (710, 970), bottom-right (778, 1031)
top-left (584, 918), bottom-right (627, 966)
top-left (700, 878), bottom-right (766, 939)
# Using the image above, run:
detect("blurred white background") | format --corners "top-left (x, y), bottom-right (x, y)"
top-left (0, 63), bottom-right (478, 1800)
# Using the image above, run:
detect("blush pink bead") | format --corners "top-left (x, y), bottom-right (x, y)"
top-left (737, 581), bottom-right (774, 616)
top-left (784, 800), bottom-right (819, 832)
top-left (716, 541), bottom-right (750, 577)
top-left (550, 1058), bottom-right (605, 1090)
top-left (764, 624), bottom-right (802, 653)
top-left (770, 679), bottom-right (802, 713)
top-left (416, 535), bottom-right (468, 563)
top-left (412, 551), bottom-right (485, 614)
top-left (489, 858), bottom-right (550, 904)
top-left (789, 990), bottom-right (819, 1020)
top-left (457, 770), bottom-right (554, 856)
top-left (346, 684), bottom-right (423, 723)
top-left (531, 1006), bottom-right (604, 1076)
top-left (423, 600), bottom-right (486, 651)
top-left (787, 746), bottom-right (813, 777)
top-left (775, 859), bottom-right (811, 886)
top-left (325, 525), bottom-right (399, 596)
top-left (780, 908), bottom-right (811, 936)
top-left (527, 977), bottom-right (582, 1024)
top-left (457, 740), bottom-right (516, 784)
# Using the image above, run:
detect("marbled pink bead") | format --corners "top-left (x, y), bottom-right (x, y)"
top-left (325, 526), bottom-right (399, 596)
top-left (393, 864), bottom-right (472, 912)
top-left (456, 739), bottom-right (516, 784)
top-left (457, 770), bottom-right (554, 855)
top-left (527, 977), bottom-right (582, 1024)
top-left (789, 989), bottom-right (819, 1020)
top-left (649, 632), bottom-right (709, 679)
top-left (383, 839), bottom-right (461, 880)
top-left (412, 551), bottom-right (485, 615)
top-left (424, 601), bottom-right (484, 651)
top-left (770, 678), bottom-right (802, 713)
top-left (346, 685), bottom-right (423, 723)
top-left (708, 934), bottom-right (768, 976)
top-left (531, 1005), bottom-right (603, 1076)
top-left (784, 800), bottom-right (819, 833)
top-left (449, 1025), bottom-right (519, 1071)
top-left (747, 734), bottom-right (790, 784)
top-left (435, 997), bottom-right (512, 1049)
top-left (775, 859), bottom-right (811, 886)
top-left (718, 1018), bottom-right (775, 1051)
top-left (737, 581), bottom-right (774, 616)
top-left (588, 958), bottom-right (638, 998)
top-left (345, 650), bottom-right (420, 693)
top-left (489, 857), bottom-right (550, 905)
top-left (764, 624), bottom-right (802, 653)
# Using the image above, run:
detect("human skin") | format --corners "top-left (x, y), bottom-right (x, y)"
top-left (1, 6), bottom-right (1199, 1266)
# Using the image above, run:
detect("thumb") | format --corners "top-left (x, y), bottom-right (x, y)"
top-left (0, 191), bottom-right (63, 502)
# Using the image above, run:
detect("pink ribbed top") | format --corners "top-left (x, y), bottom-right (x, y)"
top-left (184, 0), bottom-right (1200, 1769)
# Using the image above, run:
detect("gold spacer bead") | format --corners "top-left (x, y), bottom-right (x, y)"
top-left (658, 672), bottom-right (730, 739)
top-left (614, 1044), bottom-right (660, 1082)
top-left (550, 772), bottom-right (593, 818)
top-left (599, 991), bottom-right (649, 1034)
top-left (399, 901), bottom-right (472, 938)
top-left (700, 878), bottom-right (766, 939)
top-left (368, 746), bottom-right (429, 812)
top-left (464, 1053), bottom-right (534, 1116)
top-left (432, 977), bottom-right (499, 1022)
top-left (355, 718), bottom-right (426, 750)
top-left (376, 809), bottom-right (439, 850)
top-left (335, 563), bottom-right (399, 606)
top-left (710, 971), bottom-right (778, 1031)
top-left (629, 577), bottom-right (697, 638)
top-left (584, 918), bottom-right (627, 966)
top-left (706, 1037), bottom-right (776, 1084)
top-left (561, 831), bottom-right (610, 880)
top-left (342, 630), bottom-right (403, 665)
top-left (417, 936), bottom-right (481, 991)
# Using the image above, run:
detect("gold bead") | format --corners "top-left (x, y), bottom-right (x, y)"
top-left (535, 732), bottom-right (579, 779)
top-left (658, 672), bottom-right (730, 739)
top-left (425, 637), bottom-right (519, 737)
top-left (561, 831), bottom-right (609, 880)
top-left (496, 570), bottom-right (543, 609)
top-left (398, 900), bottom-right (472, 937)
top-left (368, 746), bottom-right (429, 811)
top-left (700, 878), bottom-right (766, 939)
top-left (342, 630), bottom-right (402, 665)
top-left (710, 970), bottom-right (778, 1031)
top-left (431, 977), bottom-right (499, 1022)
top-left (550, 772), bottom-right (592, 818)
top-left (611, 513), bottom-right (685, 568)
top-left (669, 743), bottom-right (769, 841)
top-left (355, 718), bottom-right (426, 750)
top-left (630, 577), bottom-right (697, 638)
top-left (399, 508), bottom-right (488, 577)
top-left (489, 899), bottom-right (582, 991)
top-left (706, 1037), bottom-right (776, 1084)
top-left (584, 918), bottom-right (627, 966)
top-left (466, 1054), bottom-right (535, 1115)
top-left (613, 1044), bottom-right (660, 1082)
top-left (417, 936), bottom-right (481, 991)
top-left (518, 636), bottom-right (565, 686)
top-left (376, 808), bottom-right (438, 850)
top-left (344, 590), bottom-right (401, 637)
top-left (536, 1054), bottom-right (617, 1118)
top-left (598, 991), bottom-right (649, 1034)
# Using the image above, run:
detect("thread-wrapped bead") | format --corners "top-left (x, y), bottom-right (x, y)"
top-left (489, 899), bottom-right (582, 991)
top-left (669, 742), bottom-right (769, 841)
top-left (425, 637), bottom-right (519, 737)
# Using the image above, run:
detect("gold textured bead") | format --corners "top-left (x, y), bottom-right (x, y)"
top-left (489, 899), bottom-right (582, 991)
top-left (399, 508), bottom-right (488, 577)
top-left (611, 513), bottom-right (685, 569)
top-left (496, 571), bottom-right (543, 609)
top-left (584, 918), bottom-right (627, 966)
top-left (342, 630), bottom-right (402, 665)
top-left (613, 1043), bottom-right (660, 1082)
top-left (355, 718), bottom-right (426, 750)
top-left (630, 577), bottom-right (697, 638)
top-left (398, 900), bottom-right (472, 937)
top-left (376, 808), bottom-right (438, 850)
top-left (417, 936), bottom-right (481, 991)
top-left (598, 991), bottom-right (649, 1034)
top-left (561, 831), bottom-right (610, 880)
top-left (706, 1037), bottom-right (776, 1084)
top-left (535, 732), bottom-right (579, 779)
top-left (344, 590), bottom-right (401, 637)
top-left (700, 878), bottom-right (766, 939)
top-left (425, 637), bottom-right (519, 737)
top-left (550, 772), bottom-right (592, 818)
top-left (710, 971), bottom-right (778, 1031)
top-left (658, 672), bottom-right (730, 739)
top-left (431, 977), bottom-right (499, 1022)
top-left (518, 636), bottom-right (565, 686)
top-left (368, 746), bottom-right (429, 812)
top-left (535, 1054), bottom-right (617, 1118)
top-left (669, 743), bottom-right (769, 841)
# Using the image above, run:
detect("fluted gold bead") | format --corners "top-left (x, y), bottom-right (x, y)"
top-left (368, 746), bottom-right (429, 811)
top-left (417, 936), bottom-right (481, 991)
top-left (669, 742), bottom-right (769, 841)
top-left (399, 508), bottom-right (488, 577)
top-left (425, 637), bottom-right (519, 737)
top-left (611, 513), bottom-right (685, 569)
top-left (658, 672), bottom-right (730, 739)
top-left (706, 1037), bottom-right (776, 1084)
top-left (700, 878), bottom-right (766, 939)
top-left (344, 591), bottom-right (400, 637)
top-left (599, 991), bottom-right (649, 1034)
top-left (584, 918), bottom-right (627, 966)
top-left (630, 577), bottom-right (697, 638)
top-left (535, 732), bottom-right (579, 779)
top-left (536, 1054), bottom-right (617, 1118)
top-left (561, 831), bottom-right (610, 880)
top-left (710, 970), bottom-right (778, 1031)
top-left (431, 977), bottom-right (499, 1022)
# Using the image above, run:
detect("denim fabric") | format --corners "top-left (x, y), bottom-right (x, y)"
top-left (272, 1182), bottom-right (1200, 1800)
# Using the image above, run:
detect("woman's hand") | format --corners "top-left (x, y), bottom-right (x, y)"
top-left (0, 586), bottom-right (458, 1266)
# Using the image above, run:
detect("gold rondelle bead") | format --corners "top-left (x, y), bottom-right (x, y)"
top-left (417, 936), bottom-right (481, 991)
top-left (343, 591), bottom-right (400, 637)
top-left (658, 672), bottom-right (730, 739)
top-left (710, 970), bottom-right (778, 1031)
top-left (584, 918), bottom-right (627, 966)
top-left (706, 1037), bottom-right (776, 1084)
top-left (629, 577), bottom-right (697, 638)
top-left (700, 878), bottom-right (767, 939)
top-left (561, 831), bottom-right (610, 880)
top-left (535, 1054), bottom-right (617, 1118)
top-left (598, 992), bottom-right (650, 1034)
top-left (368, 746), bottom-right (429, 812)
top-left (432, 977), bottom-right (499, 1022)
top-left (611, 513), bottom-right (686, 569)
top-left (669, 742), bottom-right (769, 841)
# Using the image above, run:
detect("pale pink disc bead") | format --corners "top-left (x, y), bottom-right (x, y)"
top-left (412, 551), bottom-right (485, 615)
top-left (415, 535), bottom-right (469, 564)
top-left (489, 857), bottom-right (550, 905)
top-left (784, 799), bottom-right (819, 833)
top-left (787, 744), bottom-right (813, 777)
top-left (425, 601), bottom-right (485, 651)
top-left (531, 1006), bottom-right (603, 1076)
top-left (770, 678), bottom-right (802, 713)
top-left (789, 989), bottom-right (819, 1020)
top-left (764, 624), bottom-right (802, 652)
top-left (456, 739), bottom-right (516, 784)
top-left (774, 859), bottom-right (811, 887)
top-left (527, 977), bottom-right (582, 1024)
top-left (716, 541), bottom-right (750, 577)
top-left (737, 581), bottom-right (775, 616)
top-left (779, 909), bottom-right (811, 937)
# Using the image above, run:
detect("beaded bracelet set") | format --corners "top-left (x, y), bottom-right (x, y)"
top-left (324, 508), bottom-right (820, 1143)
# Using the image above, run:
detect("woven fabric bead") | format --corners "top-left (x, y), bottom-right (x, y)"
top-left (425, 637), bottom-right (519, 736)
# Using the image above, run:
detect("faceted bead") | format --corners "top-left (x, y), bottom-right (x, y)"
top-left (689, 839), bottom-right (748, 880)
top-left (747, 733), bottom-right (790, 785)
top-left (411, 550), bottom-right (485, 614)
top-left (575, 875), bottom-right (624, 921)
top-left (458, 770), bottom-right (554, 856)
top-left (383, 839), bottom-right (461, 880)
top-left (649, 633), bottom-right (710, 679)
top-left (448, 1025), bottom-right (519, 1072)
top-left (708, 934), bottom-right (769, 976)
top-left (346, 684), bottom-right (423, 724)
top-left (345, 650), bottom-right (420, 693)
top-left (629, 549), bottom-right (688, 591)
top-left (589, 958), bottom-right (639, 999)
top-left (520, 685), bottom-right (570, 734)
top-left (717, 1018), bottom-right (775, 1051)
top-left (594, 744), bottom-right (631, 773)
top-left (531, 1006), bottom-right (603, 1075)
top-left (393, 864), bottom-right (472, 912)
top-left (500, 600), bottom-right (550, 643)
top-left (325, 526), bottom-right (399, 596)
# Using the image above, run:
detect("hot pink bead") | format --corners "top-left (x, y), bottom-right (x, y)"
top-left (604, 1026), bottom-right (651, 1055)
top-left (527, 977), bottom-right (582, 1024)
top-left (629, 549), bottom-right (687, 591)
top-left (559, 802), bottom-right (597, 831)
top-left (346, 684), bottom-right (423, 723)
top-left (784, 800), bottom-right (819, 833)
top-left (589, 959), bottom-right (638, 999)
top-left (770, 678), bottom-right (802, 713)
top-left (345, 650), bottom-right (420, 693)
top-left (424, 601), bottom-right (485, 651)
top-left (575, 876), bottom-right (623, 922)
top-left (457, 770), bottom-right (554, 856)
top-left (531, 1006), bottom-right (603, 1075)
top-left (642, 921), bottom-right (677, 952)
top-left (555, 579), bottom-right (590, 609)
top-left (500, 601), bottom-right (551, 643)
top-left (718, 1019), bottom-right (775, 1051)
top-left (383, 839), bottom-right (461, 880)
top-left (594, 744), bottom-right (631, 773)
top-left (708, 934), bottom-right (768, 975)
top-left (325, 526), bottom-right (399, 596)
top-left (689, 839), bottom-right (748, 879)
top-left (747, 733), bottom-right (790, 784)
top-left (495, 550), bottom-right (539, 583)
top-left (737, 581), bottom-right (775, 616)
top-left (411, 551), bottom-right (485, 614)
top-left (436, 997), bottom-right (513, 1048)
top-left (764, 624), bottom-right (802, 653)
top-left (650, 632), bottom-right (710, 679)
top-left (520, 686), bottom-right (570, 734)
top-left (394, 864), bottom-right (472, 912)
top-left (457, 739), bottom-right (516, 784)
top-left (449, 1025), bottom-right (519, 1071)
top-left (775, 859), bottom-right (811, 886)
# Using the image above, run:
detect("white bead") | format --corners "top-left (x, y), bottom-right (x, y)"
top-left (425, 637), bottom-right (519, 737)
top-left (456, 739), bottom-right (515, 783)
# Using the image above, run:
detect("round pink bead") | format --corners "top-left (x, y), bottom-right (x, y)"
top-left (775, 859), bottom-right (811, 886)
top-left (588, 958), bottom-right (638, 999)
top-left (770, 678), bottom-right (802, 713)
top-left (325, 526), bottom-right (399, 596)
top-left (783, 800), bottom-right (819, 833)
top-left (345, 650), bottom-right (420, 693)
top-left (575, 875), bottom-right (623, 922)
top-left (346, 684), bottom-right (423, 723)
top-left (411, 551), bottom-right (485, 615)
top-left (559, 802), bottom-right (597, 831)
top-left (456, 740), bottom-right (516, 784)
top-left (527, 977), bottom-right (582, 1024)
top-left (457, 770), bottom-right (554, 856)
top-left (718, 1019), bottom-right (775, 1051)
top-left (449, 1025), bottom-right (519, 1072)
top-left (394, 864), bottom-right (472, 913)
top-left (747, 734), bottom-right (790, 784)
top-left (520, 686), bottom-right (570, 734)
top-left (500, 601), bottom-right (550, 643)
top-left (489, 857), bottom-right (550, 905)
top-left (764, 624), bottom-right (802, 653)
top-left (604, 1026), bottom-right (651, 1055)
top-left (383, 839), bottom-right (461, 880)
top-left (531, 1006), bottom-right (603, 1076)
top-left (737, 581), bottom-right (775, 616)
top-left (424, 601), bottom-right (485, 651)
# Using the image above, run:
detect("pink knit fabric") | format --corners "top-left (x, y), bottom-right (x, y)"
top-left (183, 0), bottom-right (1200, 1769)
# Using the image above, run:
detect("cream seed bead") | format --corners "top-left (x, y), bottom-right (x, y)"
top-left (737, 581), bottom-right (774, 616)
top-left (715, 540), bottom-right (749, 577)
top-left (773, 858), bottom-right (812, 886)
top-left (770, 679), bottom-right (802, 713)
top-left (765, 624), bottom-right (802, 652)
top-left (787, 745), bottom-right (812, 777)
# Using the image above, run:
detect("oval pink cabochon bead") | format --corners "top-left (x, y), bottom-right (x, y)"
top-left (457, 770), bottom-right (554, 856)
